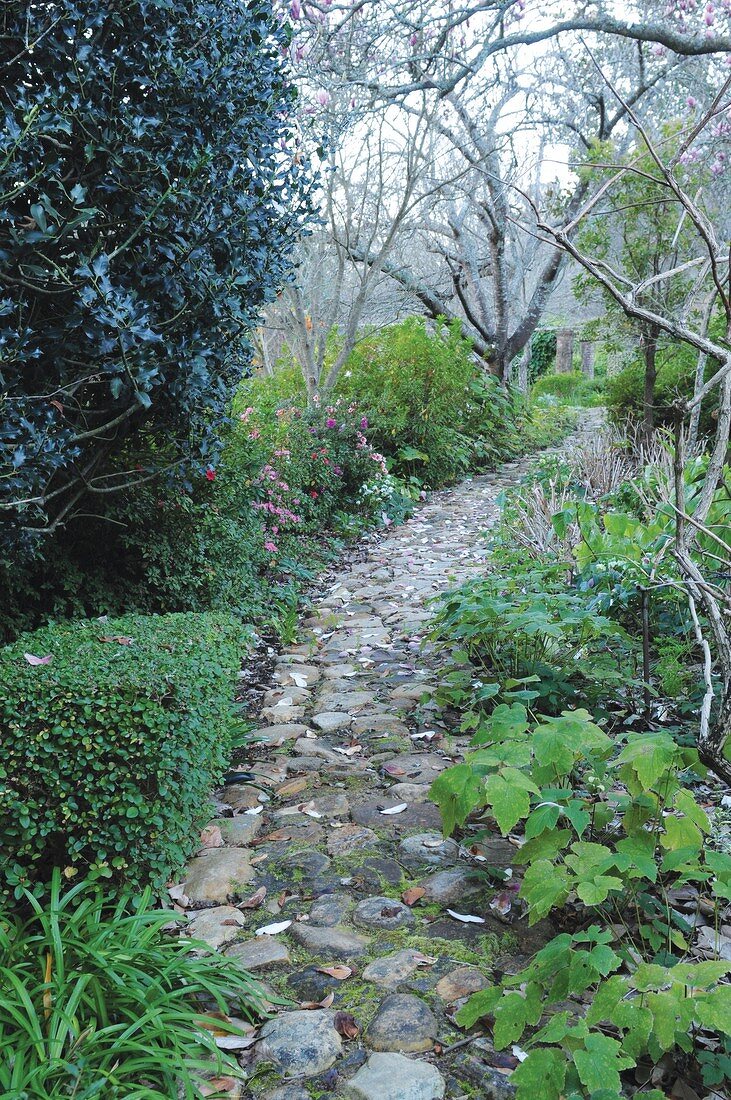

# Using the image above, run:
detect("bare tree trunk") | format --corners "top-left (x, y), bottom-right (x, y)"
top-left (517, 344), bottom-right (530, 393)
top-left (689, 293), bottom-right (718, 450)
top-left (642, 331), bottom-right (658, 442)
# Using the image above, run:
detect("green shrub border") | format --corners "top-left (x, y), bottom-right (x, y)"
top-left (0, 611), bottom-right (252, 897)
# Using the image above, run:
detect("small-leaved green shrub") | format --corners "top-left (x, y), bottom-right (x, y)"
top-left (532, 371), bottom-right (604, 406)
top-left (0, 612), bottom-right (252, 897)
top-left (0, 870), bottom-right (266, 1098)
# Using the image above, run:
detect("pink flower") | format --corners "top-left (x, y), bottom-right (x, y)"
top-left (360, 417), bottom-right (368, 429)
top-left (205, 467), bottom-right (216, 481)
top-left (264, 540), bottom-right (278, 553)
top-left (326, 417), bottom-right (337, 428)
top-left (249, 429), bottom-right (261, 439)
top-left (239, 406), bottom-right (254, 422)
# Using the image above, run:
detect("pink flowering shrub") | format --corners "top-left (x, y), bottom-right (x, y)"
top-left (245, 396), bottom-right (394, 552)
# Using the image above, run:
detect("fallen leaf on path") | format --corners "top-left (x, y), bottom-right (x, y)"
top-left (250, 853), bottom-right (269, 865)
top-left (334, 1011), bottom-right (359, 1039)
top-left (239, 886), bottom-right (267, 909)
top-left (24, 653), bottom-right (52, 665)
top-left (447, 909), bottom-right (486, 924)
top-left (200, 1079), bottom-right (238, 1097)
top-left (278, 777), bottom-right (308, 798)
top-left (244, 806), bottom-right (264, 816)
top-left (215, 1034), bottom-right (257, 1051)
top-left (255, 920), bottom-right (292, 936)
top-left (402, 887), bottom-right (426, 906)
top-left (200, 825), bottom-right (224, 848)
top-left (290, 672), bottom-right (309, 688)
top-left (489, 891), bottom-right (514, 918)
top-left (383, 763), bottom-right (407, 777)
top-left (316, 965), bottom-right (353, 980)
top-left (168, 883), bottom-right (190, 906)
top-left (252, 829), bottom-right (292, 846)
top-left (333, 745), bottom-right (362, 756)
top-left (297, 801), bottom-right (323, 818)
top-left (379, 803), bottom-right (408, 815)
top-left (300, 991), bottom-right (335, 1010)
top-left (99, 635), bottom-right (133, 645)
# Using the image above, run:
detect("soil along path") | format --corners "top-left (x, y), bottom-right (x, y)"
top-left (180, 413), bottom-right (602, 1100)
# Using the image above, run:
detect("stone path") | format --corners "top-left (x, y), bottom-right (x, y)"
top-left (179, 417), bottom-right (600, 1100)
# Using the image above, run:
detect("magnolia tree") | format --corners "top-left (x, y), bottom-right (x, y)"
top-left (265, 95), bottom-right (443, 395)
top-left (277, 0), bottom-right (728, 387)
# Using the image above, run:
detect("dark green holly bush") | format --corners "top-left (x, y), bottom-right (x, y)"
top-left (0, 612), bottom-right (252, 896)
top-left (1, 0), bottom-right (310, 556)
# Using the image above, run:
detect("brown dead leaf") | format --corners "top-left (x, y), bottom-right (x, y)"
top-left (200, 825), bottom-right (224, 849)
top-left (278, 776), bottom-right (308, 798)
top-left (333, 1011), bottom-right (359, 1040)
top-left (239, 886), bottom-right (267, 910)
top-left (380, 905), bottom-right (402, 918)
top-left (300, 991), bottom-right (335, 1010)
top-left (382, 762), bottom-right (407, 777)
top-left (402, 886), bottom-right (426, 907)
top-left (277, 889), bottom-right (294, 908)
top-left (250, 853), bottom-right (269, 865)
top-left (200, 1078), bottom-right (238, 1097)
top-left (99, 635), bottom-right (134, 645)
top-left (251, 829), bottom-right (293, 846)
top-left (316, 965), bottom-right (353, 980)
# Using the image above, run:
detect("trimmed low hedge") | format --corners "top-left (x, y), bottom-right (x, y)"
top-left (0, 612), bottom-right (251, 897)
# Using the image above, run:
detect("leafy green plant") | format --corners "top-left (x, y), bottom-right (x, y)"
top-left (0, 612), bottom-right (252, 896)
top-left (0, 871), bottom-right (266, 1098)
top-left (529, 329), bottom-right (557, 380)
top-left (430, 564), bottom-right (635, 716)
top-left (432, 703), bottom-right (731, 1098)
top-left (531, 371), bottom-right (604, 407)
top-left (335, 318), bottom-right (539, 487)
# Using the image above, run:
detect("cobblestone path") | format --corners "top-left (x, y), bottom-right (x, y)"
top-left (179, 417), bottom-right (601, 1100)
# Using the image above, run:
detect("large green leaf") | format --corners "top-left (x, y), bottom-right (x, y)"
top-left (520, 860), bottom-right (570, 923)
top-left (574, 1034), bottom-right (635, 1094)
top-left (430, 764), bottom-right (484, 835)
top-left (512, 1048), bottom-right (566, 1100)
